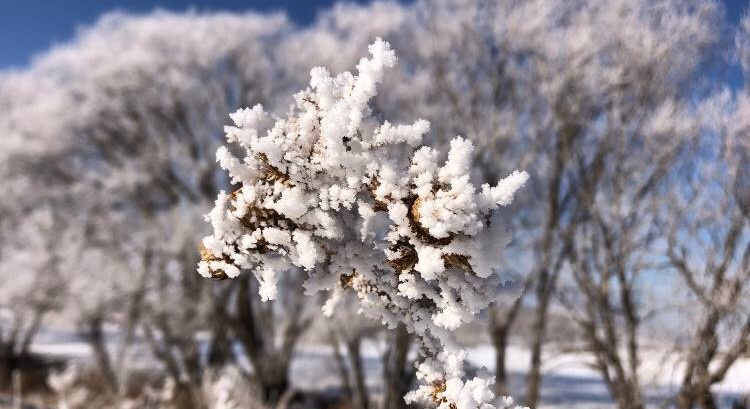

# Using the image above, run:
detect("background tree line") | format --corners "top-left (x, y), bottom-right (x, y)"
top-left (0, 0), bottom-right (748, 408)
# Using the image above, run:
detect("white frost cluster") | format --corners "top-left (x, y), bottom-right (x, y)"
top-left (199, 38), bottom-right (527, 408)
top-left (407, 350), bottom-right (520, 409)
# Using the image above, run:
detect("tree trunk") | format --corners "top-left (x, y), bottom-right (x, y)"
top-left (19, 310), bottom-right (44, 356)
top-left (526, 269), bottom-right (552, 408)
top-left (207, 286), bottom-right (233, 368)
top-left (347, 338), bottom-right (370, 409)
top-left (489, 285), bottom-right (527, 398)
top-left (613, 381), bottom-right (645, 409)
top-left (234, 276), bottom-right (293, 406)
top-left (677, 385), bottom-right (696, 409)
top-left (83, 316), bottom-right (118, 393)
top-left (172, 382), bottom-right (208, 409)
top-left (382, 325), bottom-right (414, 409)
top-left (677, 386), bottom-right (717, 409)
top-left (206, 323), bottom-right (232, 369)
top-left (525, 134), bottom-right (567, 408)
top-left (258, 367), bottom-right (289, 405)
top-left (627, 382), bottom-right (646, 409)
top-left (0, 342), bottom-right (12, 388)
top-left (697, 389), bottom-right (717, 409)
top-left (328, 328), bottom-right (354, 400)
top-left (490, 320), bottom-right (511, 397)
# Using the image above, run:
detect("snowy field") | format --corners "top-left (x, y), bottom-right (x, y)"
top-left (28, 328), bottom-right (750, 409)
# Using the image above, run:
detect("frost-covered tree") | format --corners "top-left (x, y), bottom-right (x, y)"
top-left (0, 11), bottom-right (312, 407)
top-left (45, 13), bottom-right (315, 406)
top-left (198, 38), bottom-right (528, 409)
top-left (378, 1), bottom-right (720, 405)
top-left (0, 87), bottom-right (71, 386)
top-left (272, 3), bottom-right (721, 404)
top-left (662, 79), bottom-right (750, 409)
top-left (0, 204), bottom-right (67, 385)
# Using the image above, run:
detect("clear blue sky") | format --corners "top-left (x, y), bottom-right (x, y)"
top-left (0, 0), bottom-right (747, 70)
top-left (0, 0), bottom-right (376, 69)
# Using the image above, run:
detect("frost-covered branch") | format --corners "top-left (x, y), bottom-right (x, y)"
top-left (199, 38), bottom-right (527, 409)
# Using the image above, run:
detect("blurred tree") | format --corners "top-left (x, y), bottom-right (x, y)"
top-left (0, 1), bottom-right (747, 408)
top-left (663, 84), bottom-right (750, 409)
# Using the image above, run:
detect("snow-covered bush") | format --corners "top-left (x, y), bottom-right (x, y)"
top-left (199, 38), bottom-right (528, 409)
top-left (203, 366), bottom-right (274, 409)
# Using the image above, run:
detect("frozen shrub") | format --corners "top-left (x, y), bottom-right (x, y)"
top-left (196, 37), bottom-right (528, 409)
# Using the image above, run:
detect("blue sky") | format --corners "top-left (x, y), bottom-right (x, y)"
top-left (0, 0), bottom-right (747, 70)
top-left (0, 0), bottom-right (373, 69)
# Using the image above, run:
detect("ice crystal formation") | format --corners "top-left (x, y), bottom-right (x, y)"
top-left (199, 38), bottom-right (528, 409)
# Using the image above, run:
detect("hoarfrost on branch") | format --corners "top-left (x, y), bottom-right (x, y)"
top-left (199, 38), bottom-right (528, 409)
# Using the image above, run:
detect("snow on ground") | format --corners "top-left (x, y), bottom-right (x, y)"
top-left (277, 342), bottom-right (750, 408)
top-left (463, 344), bottom-right (750, 408)
top-left (26, 325), bottom-right (750, 408)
